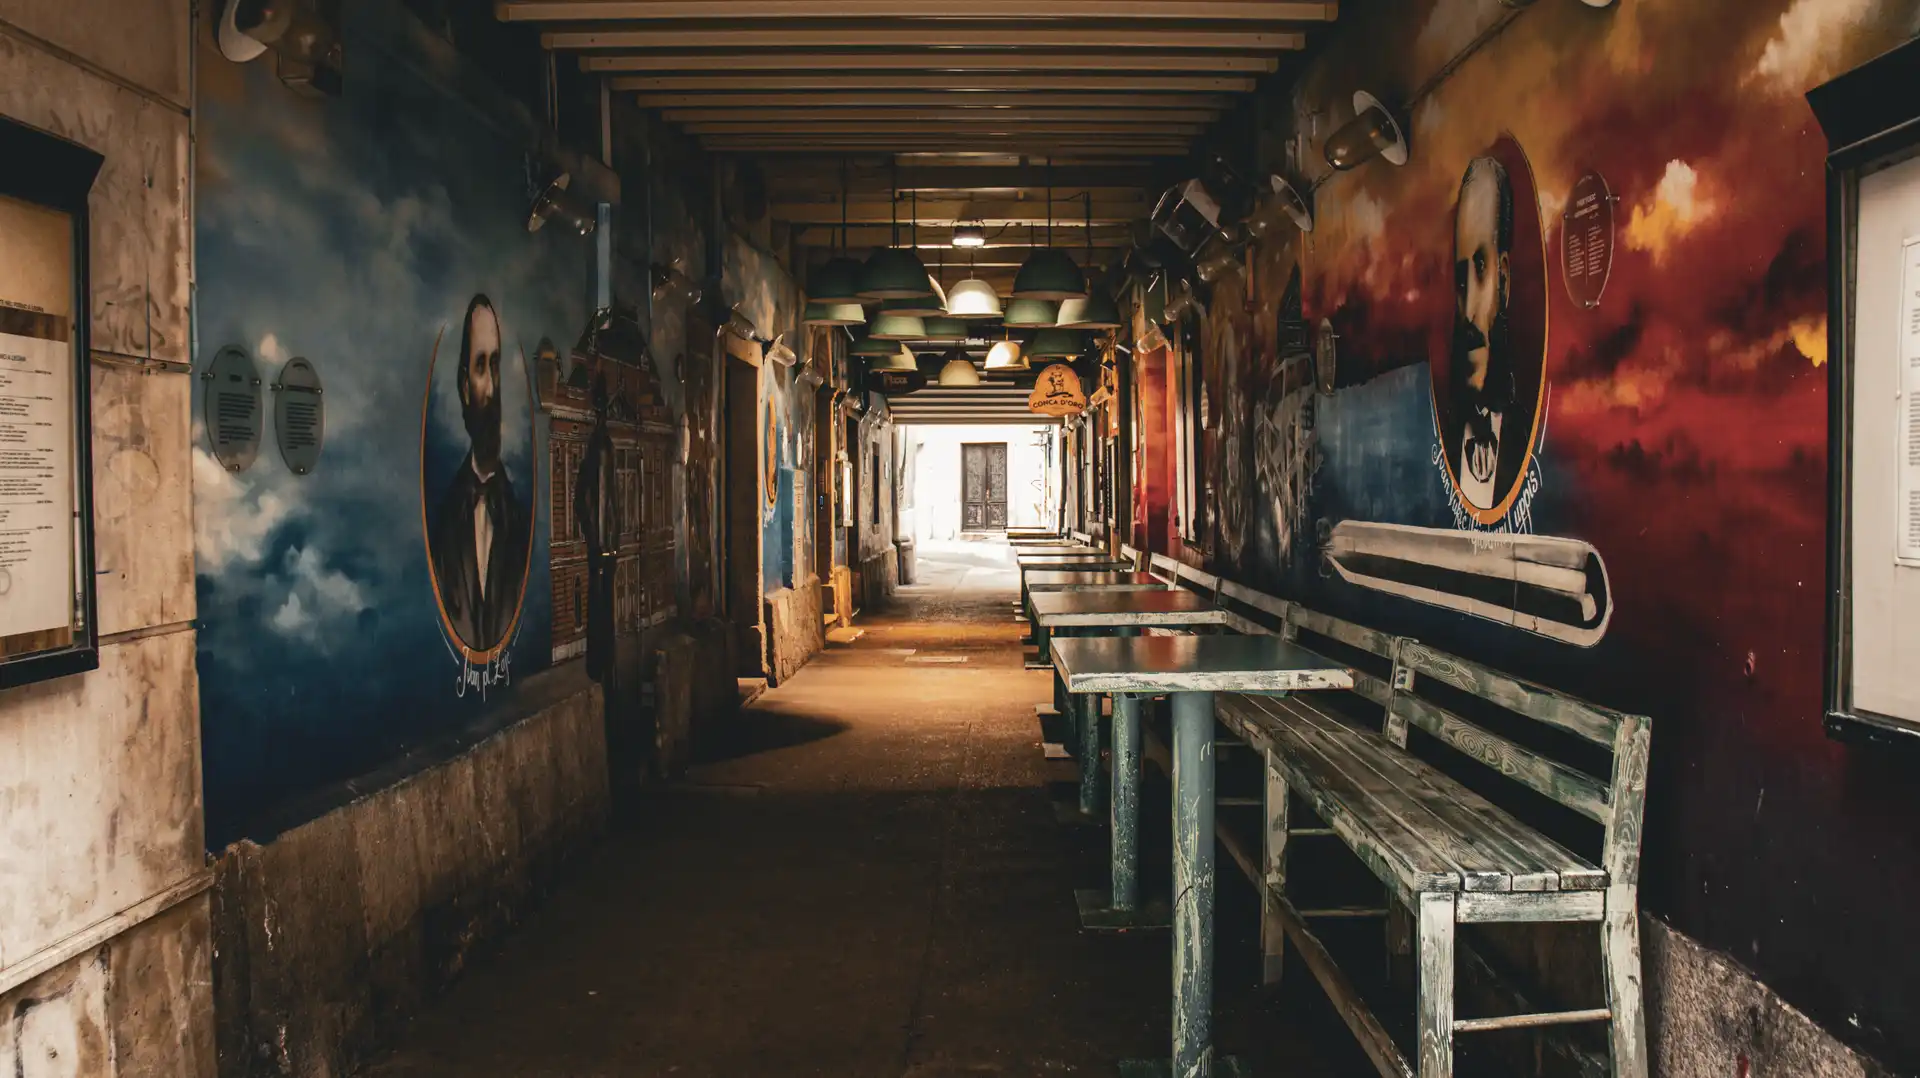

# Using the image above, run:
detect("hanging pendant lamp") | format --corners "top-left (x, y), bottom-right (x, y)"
top-left (1003, 297), bottom-right (1059, 329)
top-left (869, 309), bottom-right (927, 341)
top-left (937, 348), bottom-right (983, 386)
top-left (859, 172), bottom-right (934, 301)
top-left (1013, 166), bottom-right (1087, 302)
top-left (868, 345), bottom-right (920, 373)
top-left (983, 339), bottom-right (1028, 376)
top-left (1027, 328), bottom-right (1086, 359)
top-left (946, 279), bottom-right (1002, 320)
top-left (803, 300), bottom-right (866, 327)
top-left (1057, 193), bottom-right (1123, 330)
top-left (920, 316), bottom-right (969, 342)
top-left (812, 159), bottom-right (867, 305)
top-left (850, 331), bottom-right (903, 358)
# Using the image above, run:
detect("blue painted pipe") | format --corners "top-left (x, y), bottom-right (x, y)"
top-left (1110, 692), bottom-right (1142, 911)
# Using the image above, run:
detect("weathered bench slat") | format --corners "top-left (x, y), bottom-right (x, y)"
top-left (1217, 578), bottom-right (1290, 620)
top-left (1277, 693), bottom-right (1603, 893)
top-left (1220, 697), bottom-right (1452, 898)
top-left (1399, 641), bottom-right (1620, 746)
top-left (1258, 696), bottom-right (1529, 893)
top-left (1289, 605), bottom-right (1400, 659)
top-left (1225, 695), bottom-right (1464, 895)
top-left (1391, 694), bottom-right (1611, 823)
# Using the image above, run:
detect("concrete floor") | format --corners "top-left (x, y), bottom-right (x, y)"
top-left (362, 540), bottom-right (1357, 1078)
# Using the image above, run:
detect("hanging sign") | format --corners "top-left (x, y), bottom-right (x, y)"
top-left (1028, 362), bottom-right (1088, 417)
top-left (868, 368), bottom-right (926, 396)
top-left (273, 356), bottom-right (324, 475)
top-left (1562, 169), bottom-right (1616, 310)
top-left (203, 345), bottom-right (263, 472)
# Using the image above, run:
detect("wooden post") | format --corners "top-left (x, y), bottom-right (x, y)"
top-left (1416, 892), bottom-right (1457, 1078)
top-left (1261, 749), bottom-right (1289, 986)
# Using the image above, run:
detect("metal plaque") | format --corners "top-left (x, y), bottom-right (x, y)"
top-left (203, 345), bottom-right (262, 472)
top-left (1314, 318), bottom-right (1338, 395)
top-left (1562, 169), bottom-right (1616, 310)
top-left (273, 356), bottom-right (324, 475)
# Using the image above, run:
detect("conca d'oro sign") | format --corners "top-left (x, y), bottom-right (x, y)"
top-left (1028, 363), bottom-right (1087, 417)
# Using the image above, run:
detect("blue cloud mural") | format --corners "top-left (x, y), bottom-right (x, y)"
top-left (194, 7), bottom-right (588, 845)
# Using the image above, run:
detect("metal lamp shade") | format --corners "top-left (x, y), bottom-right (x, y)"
top-left (937, 351), bottom-right (983, 386)
top-left (803, 300), bottom-right (865, 327)
top-left (1026, 328), bottom-right (1085, 359)
top-left (1002, 298), bottom-right (1060, 329)
top-left (1055, 285), bottom-right (1122, 330)
top-left (868, 345), bottom-right (920, 373)
top-left (883, 279), bottom-right (948, 318)
top-left (1012, 247), bottom-right (1088, 301)
top-left (869, 311), bottom-right (928, 341)
top-left (983, 339), bottom-right (1029, 375)
top-left (810, 257), bottom-right (867, 304)
top-left (858, 247), bottom-right (935, 301)
top-left (1324, 90), bottom-right (1408, 172)
top-left (945, 278), bottom-right (1003, 320)
top-left (850, 332), bottom-right (903, 358)
top-left (920, 316), bottom-right (969, 342)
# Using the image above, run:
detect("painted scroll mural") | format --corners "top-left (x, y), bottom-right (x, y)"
top-left (1185, 0), bottom-right (1920, 1063)
top-left (192, 8), bottom-right (586, 845)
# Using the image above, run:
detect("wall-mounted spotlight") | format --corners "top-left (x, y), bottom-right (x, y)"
top-left (528, 173), bottom-right (597, 235)
top-left (1264, 174), bottom-right (1316, 233)
top-left (766, 333), bottom-right (798, 366)
top-left (1164, 278), bottom-right (1207, 322)
top-left (722, 303), bottom-right (759, 342)
top-left (217, 0), bottom-right (343, 96)
top-left (1150, 179), bottom-right (1229, 255)
top-left (651, 257), bottom-right (703, 306)
top-left (952, 222), bottom-right (986, 248)
top-left (1324, 91), bottom-right (1409, 172)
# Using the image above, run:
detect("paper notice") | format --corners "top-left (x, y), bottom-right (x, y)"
top-left (0, 318), bottom-right (73, 636)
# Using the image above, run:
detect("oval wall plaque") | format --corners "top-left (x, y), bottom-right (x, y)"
top-left (1313, 318), bottom-right (1338, 395)
top-left (273, 356), bottom-right (324, 475)
top-left (1562, 169), bottom-right (1616, 310)
top-left (202, 345), bottom-right (262, 472)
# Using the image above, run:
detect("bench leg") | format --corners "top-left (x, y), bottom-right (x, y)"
top-left (1603, 893), bottom-right (1649, 1078)
top-left (1260, 753), bottom-right (1289, 986)
top-left (1416, 892), bottom-right (1456, 1078)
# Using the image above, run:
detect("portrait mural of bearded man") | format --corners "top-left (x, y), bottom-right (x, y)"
top-left (425, 293), bottom-right (534, 660)
top-left (1434, 136), bottom-right (1548, 524)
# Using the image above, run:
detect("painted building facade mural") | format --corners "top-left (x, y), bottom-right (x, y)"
top-left (193, 6), bottom-right (587, 845)
top-left (1161, 0), bottom-right (1920, 1065)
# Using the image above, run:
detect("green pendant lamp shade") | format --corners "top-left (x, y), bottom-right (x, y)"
top-left (1013, 247), bottom-right (1087, 301)
top-left (1055, 282), bottom-right (1121, 330)
top-left (860, 248), bottom-right (934, 301)
top-left (810, 258), bottom-right (866, 304)
top-left (803, 300), bottom-right (865, 327)
top-left (850, 331), bottom-right (902, 358)
top-left (1027, 328), bottom-right (1085, 359)
top-left (869, 310), bottom-right (927, 341)
top-left (1002, 297), bottom-right (1059, 329)
top-left (920, 316), bottom-right (968, 342)
top-left (880, 280), bottom-right (947, 319)
top-left (946, 278), bottom-right (1002, 320)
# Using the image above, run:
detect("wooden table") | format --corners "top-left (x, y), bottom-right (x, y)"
top-left (1050, 635), bottom-right (1355, 1078)
top-left (1019, 569), bottom-right (1169, 671)
top-left (1031, 591), bottom-right (1234, 933)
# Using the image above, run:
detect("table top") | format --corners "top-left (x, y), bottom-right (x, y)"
top-left (1024, 570), bottom-right (1165, 590)
top-left (1017, 551), bottom-right (1120, 563)
top-left (1049, 634), bottom-right (1356, 695)
top-left (1014, 545), bottom-right (1102, 556)
top-left (1031, 589), bottom-right (1228, 628)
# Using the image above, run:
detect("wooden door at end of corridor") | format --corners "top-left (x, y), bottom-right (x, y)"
top-left (962, 442), bottom-right (1008, 531)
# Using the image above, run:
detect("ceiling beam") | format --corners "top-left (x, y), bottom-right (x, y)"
top-left (615, 73), bottom-right (1253, 92)
top-left (771, 164), bottom-right (1159, 191)
top-left (562, 28), bottom-right (1295, 50)
top-left (775, 199), bottom-right (1144, 223)
top-left (502, 1), bottom-right (1337, 21)
top-left (632, 92), bottom-right (1231, 109)
top-left (797, 226), bottom-right (1131, 245)
top-left (690, 120), bottom-right (1199, 136)
top-left (668, 107), bottom-right (1218, 124)
top-left (585, 52), bottom-right (1277, 73)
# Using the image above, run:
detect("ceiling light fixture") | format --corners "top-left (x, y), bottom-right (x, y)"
top-left (803, 300), bottom-right (866, 327)
top-left (811, 158), bottom-right (866, 304)
top-left (1056, 193), bottom-right (1123, 330)
top-left (983, 339), bottom-right (1029, 375)
top-left (937, 349), bottom-right (983, 386)
top-left (858, 162), bottom-right (934, 301)
top-left (1002, 297), bottom-right (1060, 329)
top-left (953, 221), bottom-right (986, 248)
top-left (1013, 163), bottom-right (1088, 301)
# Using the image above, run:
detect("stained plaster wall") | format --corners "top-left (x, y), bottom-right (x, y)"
top-left (1128, 0), bottom-right (1920, 1072)
top-left (0, 1), bottom-right (212, 1074)
top-left (854, 395), bottom-right (898, 610)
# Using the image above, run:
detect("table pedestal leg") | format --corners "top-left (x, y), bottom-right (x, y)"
top-left (1121, 689), bottom-right (1245, 1078)
top-left (1077, 692), bottom-right (1170, 931)
top-left (1077, 689), bottom-right (1103, 817)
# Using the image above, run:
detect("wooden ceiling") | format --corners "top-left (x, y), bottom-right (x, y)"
top-left (500, 1), bottom-right (1337, 162)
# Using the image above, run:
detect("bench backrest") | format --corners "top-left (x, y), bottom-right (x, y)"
top-left (1070, 529), bottom-right (1093, 545)
top-left (1209, 573), bottom-right (1651, 889)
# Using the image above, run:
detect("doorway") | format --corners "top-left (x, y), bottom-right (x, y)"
top-left (961, 442), bottom-right (1009, 532)
top-left (723, 338), bottom-right (765, 677)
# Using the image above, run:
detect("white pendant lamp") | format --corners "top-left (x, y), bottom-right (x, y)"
top-left (937, 348), bottom-right (982, 386)
top-left (983, 338), bottom-right (1028, 376)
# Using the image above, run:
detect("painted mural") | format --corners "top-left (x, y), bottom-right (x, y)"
top-left (1170, 0), bottom-right (1920, 1065)
top-left (193, 6), bottom-right (587, 845)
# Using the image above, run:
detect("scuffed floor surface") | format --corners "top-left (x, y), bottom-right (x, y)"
top-left (361, 540), bottom-right (1347, 1077)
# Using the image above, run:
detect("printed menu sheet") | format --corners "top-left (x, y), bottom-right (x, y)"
top-left (0, 303), bottom-right (73, 637)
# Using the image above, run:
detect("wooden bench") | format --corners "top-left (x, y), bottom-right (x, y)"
top-left (1198, 598), bottom-right (1651, 1078)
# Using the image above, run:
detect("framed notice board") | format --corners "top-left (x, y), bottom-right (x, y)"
top-left (1811, 37), bottom-right (1920, 749)
top-left (0, 116), bottom-right (103, 688)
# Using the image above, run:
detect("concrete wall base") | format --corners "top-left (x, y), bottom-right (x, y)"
top-left (858, 547), bottom-right (898, 612)
top-left (211, 668), bottom-right (607, 1078)
top-left (653, 617), bottom-right (737, 780)
top-left (764, 579), bottom-right (826, 686)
